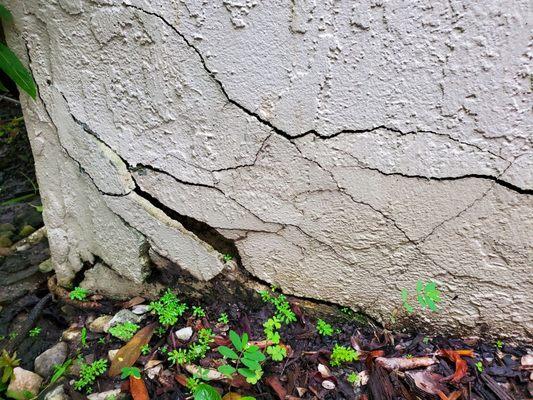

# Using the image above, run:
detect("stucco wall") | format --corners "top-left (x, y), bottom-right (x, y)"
top-left (5, 0), bottom-right (532, 340)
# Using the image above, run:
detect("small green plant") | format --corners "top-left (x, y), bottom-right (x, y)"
top-left (28, 327), bottom-right (41, 337)
top-left (81, 327), bottom-right (88, 347)
top-left (73, 359), bottom-right (108, 393)
top-left (266, 345), bottom-right (287, 361)
top-left (168, 349), bottom-right (189, 366)
top-left (167, 328), bottom-right (215, 366)
top-left (149, 289), bottom-right (188, 326)
top-left (120, 366), bottom-right (141, 379)
top-left (263, 317), bottom-right (286, 361)
top-left (259, 288), bottom-right (297, 324)
top-left (108, 322), bottom-right (139, 341)
top-left (217, 330), bottom-right (265, 384)
top-left (192, 383), bottom-right (222, 400)
top-left (406, 354), bottom-right (413, 359)
top-left (401, 281), bottom-right (442, 313)
top-left (140, 344), bottom-right (151, 356)
top-left (330, 344), bottom-right (359, 367)
top-left (50, 359), bottom-right (73, 384)
top-left (347, 371), bottom-right (360, 385)
top-left (155, 326), bottom-right (167, 336)
top-left (217, 312), bottom-right (229, 325)
top-left (186, 376), bottom-right (200, 392)
top-left (192, 306), bottom-right (206, 318)
top-left (316, 319), bottom-right (333, 336)
top-left (222, 254), bottom-right (233, 262)
top-left (423, 336), bottom-right (430, 345)
top-left (98, 337), bottom-right (106, 345)
top-left (496, 340), bottom-right (503, 350)
top-left (70, 287), bottom-right (89, 301)
top-left (0, 6), bottom-right (36, 98)
top-left (475, 361), bottom-right (484, 372)
top-left (8, 332), bottom-right (17, 340)
top-left (0, 350), bottom-right (20, 383)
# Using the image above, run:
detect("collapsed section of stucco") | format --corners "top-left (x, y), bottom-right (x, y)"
top-left (5, 0), bottom-right (532, 340)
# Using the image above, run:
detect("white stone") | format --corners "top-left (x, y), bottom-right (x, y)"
top-left (44, 385), bottom-right (70, 400)
top-left (175, 327), bottom-right (193, 341)
top-left (131, 305), bottom-right (150, 315)
top-left (88, 315), bottom-right (113, 333)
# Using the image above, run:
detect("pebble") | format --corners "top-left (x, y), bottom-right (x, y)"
top-left (131, 304), bottom-right (150, 315)
top-left (44, 384), bottom-right (70, 400)
top-left (38, 258), bottom-right (54, 273)
top-left (108, 349), bottom-right (119, 361)
top-left (175, 327), bottom-right (193, 341)
top-left (89, 315), bottom-right (113, 333)
top-left (87, 389), bottom-right (123, 400)
top-left (322, 379), bottom-right (336, 390)
top-left (61, 326), bottom-right (81, 342)
top-left (104, 309), bottom-right (143, 332)
top-left (521, 354), bottom-right (533, 368)
top-left (7, 367), bottom-right (43, 397)
top-left (34, 342), bottom-right (68, 378)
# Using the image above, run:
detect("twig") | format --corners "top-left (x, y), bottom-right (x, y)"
top-left (0, 94), bottom-right (21, 105)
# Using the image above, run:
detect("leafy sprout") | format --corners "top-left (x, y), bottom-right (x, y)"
top-left (0, 350), bottom-right (20, 383)
top-left (121, 366), bottom-right (141, 379)
top-left (217, 330), bottom-right (266, 384)
top-left (108, 322), bottom-right (139, 341)
top-left (330, 344), bottom-right (359, 367)
top-left (149, 289), bottom-right (188, 326)
top-left (316, 319), bottom-right (333, 336)
top-left (69, 287), bottom-right (89, 301)
top-left (217, 313), bottom-right (229, 325)
top-left (29, 327), bottom-right (41, 337)
top-left (73, 359), bottom-right (108, 393)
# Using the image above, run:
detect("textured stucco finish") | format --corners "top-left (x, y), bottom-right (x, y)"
top-left (5, 0), bottom-right (532, 339)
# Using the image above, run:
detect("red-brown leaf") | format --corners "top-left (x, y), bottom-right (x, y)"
top-left (109, 324), bottom-right (155, 377)
top-left (129, 376), bottom-right (149, 400)
top-left (265, 375), bottom-right (288, 400)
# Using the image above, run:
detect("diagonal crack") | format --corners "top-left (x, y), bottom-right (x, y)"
top-left (124, 3), bottom-right (530, 195)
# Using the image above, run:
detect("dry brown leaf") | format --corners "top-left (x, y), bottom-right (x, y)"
top-left (109, 324), bottom-right (155, 377)
top-left (122, 296), bottom-right (145, 309)
top-left (222, 393), bottom-right (243, 400)
top-left (406, 370), bottom-right (446, 395)
top-left (129, 376), bottom-right (149, 400)
top-left (265, 375), bottom-right (287, 400)
top-left (375, 356), bottom-right (435, 371)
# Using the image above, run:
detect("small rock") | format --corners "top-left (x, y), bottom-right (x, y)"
top-left (521, 354), bottom-right (533, 368)
top-left (145, 363), bottom-right (163, 380)
top-left (104, 309), bottom-right (143, 332)
top-left (61, 326), bottom-right (81, 342)
top-left (38, 258), bottom-right (54, 273)
top-left (322, 379), bottom-right (336, 390)
top-left (108, 349), bottom-right (119, 361)
top-left (44, 384), bottom-right (70, 400)
top-left (175, 327), bottom-right (193, 341)
top-left (89, 315), bottom-right (113, 333)
top-left (7, 367), bottom-right (43, 397)
top-left (35, 342), bottom-right (68, 378)
top-left (87, 389), bottom-right (123, 400)
top-left (131, 304), bottom-right (150, 315)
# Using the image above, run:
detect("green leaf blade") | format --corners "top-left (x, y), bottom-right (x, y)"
top-left (0, 43), bottom-right (36, 99)
top-left (217, 346), bottom-right (238, 360)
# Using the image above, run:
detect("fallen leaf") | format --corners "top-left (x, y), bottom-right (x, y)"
top-left (406, 370), bottom-right (446, 395)
top-left (122, 296), bottom-right (145, 309)
top-left (222, 393), bottom-right (242, 400)
top-left (318, 363), bottom-right (331, 378)
top-left (185, 364), bottom-right (224, 380)
top-left (437, 390), bottom-right (462, 400)
top-left (129, 376), bottom-right (149, 400)
top-left (109, 324), bottom-right (155, 377)
top-left (265, 375), bottom-right (287, 400)
top-left (436, 350), bottom-right (472, 383)
top-left (175, 374), bottom-right (188, 387)
top-left (375, 356), bottom-right (435, 371)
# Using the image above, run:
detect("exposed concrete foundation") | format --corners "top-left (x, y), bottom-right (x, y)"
top-left (5, 0), bottom-right (532, 340)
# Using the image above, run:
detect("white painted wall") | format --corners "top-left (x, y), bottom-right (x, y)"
top-left (6, 0), bottom-right (532, 340)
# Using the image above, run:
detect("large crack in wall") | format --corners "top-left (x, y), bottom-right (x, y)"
top-left (5, 0), bottom-right (532, 340)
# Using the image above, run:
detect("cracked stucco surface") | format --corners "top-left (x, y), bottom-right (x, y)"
top-left (5, 0), bottom-right (532, 339)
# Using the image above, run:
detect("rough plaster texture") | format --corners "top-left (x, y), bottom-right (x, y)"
top-left (5, 0), bottom-right (532, 339)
